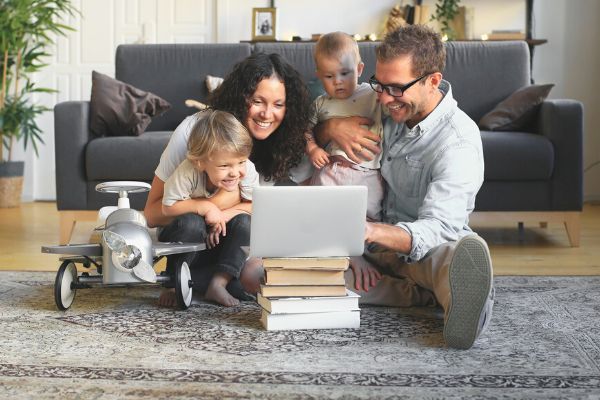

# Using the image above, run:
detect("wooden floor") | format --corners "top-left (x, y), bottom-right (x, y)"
top-left (1, 202), bottom-right (599, 275)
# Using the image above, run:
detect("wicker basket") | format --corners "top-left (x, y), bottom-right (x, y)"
top-left (0, 161), bottom-right (24, 208)
top-left (0, 176), bottom-right (24, 208)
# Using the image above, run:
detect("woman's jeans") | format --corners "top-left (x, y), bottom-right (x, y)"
top-left (157, 213), bottom-right (250, 297)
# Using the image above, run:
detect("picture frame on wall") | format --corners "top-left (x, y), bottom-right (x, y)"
top-left (252, 7), bottom-right (276, 41)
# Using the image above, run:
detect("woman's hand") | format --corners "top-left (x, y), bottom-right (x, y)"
top-left (315, 116), bottom-right (381, 164)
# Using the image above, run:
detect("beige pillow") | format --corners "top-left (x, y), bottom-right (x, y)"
top-left (205, 75), bottom-right (224, 93)
top-left (478, 84), bottom-right (554, 131)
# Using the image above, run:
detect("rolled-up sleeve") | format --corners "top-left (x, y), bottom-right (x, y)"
top-left (397, 142), bottom-right (483, 261)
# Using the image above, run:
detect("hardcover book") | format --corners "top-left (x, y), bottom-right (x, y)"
top-left (257, 289), bottom-right (359, 314)
top-left (262, 257), bottom-right (349, 270)
top-left (259, 284), bottom-right (347, 298)
top-left (263, 268), bottom-right (345, 286)
top-left (260, 309), bottom-right (360, 331)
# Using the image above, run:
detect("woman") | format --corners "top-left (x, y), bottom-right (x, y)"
top-left (144, 53), bottom-right (311, 306)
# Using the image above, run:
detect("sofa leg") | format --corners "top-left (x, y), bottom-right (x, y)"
top-left (470, 211), bottom-right (581, 247)
top-left (539, 222), bottom-right (548, 228)
top-left (59, 211), bottom-right (97, 245)
top-left (564, 213), bottom-right (581, 247)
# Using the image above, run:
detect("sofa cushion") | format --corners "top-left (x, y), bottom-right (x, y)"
top-left (481, 131), bottom-right (554, 181)
top-left (85, 131), bottom-right (172, 181)
top-left (115, 44), bottom-right (252, 132)
top-left (478, 84), bottom-right (554, 131)
top-left (89, 71), bottom-right (171, 137)
top-left (444, 41), bottom-right (530, 122)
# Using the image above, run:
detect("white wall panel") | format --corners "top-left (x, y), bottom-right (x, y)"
top-left (29, 0), bottom-right (215, 201)
top-left (80, 0), bottom-right (114, 64)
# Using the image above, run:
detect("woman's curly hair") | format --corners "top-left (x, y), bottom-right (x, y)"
top-left (208, 52), bottom-right (310, 182)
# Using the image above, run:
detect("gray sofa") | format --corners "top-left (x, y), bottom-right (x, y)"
top-left (54, 41), bottom-right (583, 246)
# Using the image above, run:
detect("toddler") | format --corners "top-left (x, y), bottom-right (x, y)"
top-left (306, 32), bottom-right (384, 220)
top-left (162, 109), bottom-right (259, 306)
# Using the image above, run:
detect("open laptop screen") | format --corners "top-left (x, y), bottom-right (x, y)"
top-left (249, 186), bottom-right (367, 258)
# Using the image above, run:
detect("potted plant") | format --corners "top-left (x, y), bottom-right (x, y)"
top-left (430, 0), bottom-right (461, 40)
top-left (0, 0), bottom-right (77, 207)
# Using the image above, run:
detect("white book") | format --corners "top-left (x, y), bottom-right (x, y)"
top-left (260, 309), bottom-right (360, 331)
top-left (257, 289), bottom-right (360, 314)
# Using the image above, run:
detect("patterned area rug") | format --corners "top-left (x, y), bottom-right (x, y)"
top-left (1, 272), bottom-right (599, 399)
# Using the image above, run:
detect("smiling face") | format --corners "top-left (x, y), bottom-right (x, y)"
top-left (316, 54), bottom-right (364, 100)
top-left (197, 150), bottom-right (248, 192)
top-left (375, 55), bottom-right (441, 128)
top-left (244, 75), bottom-right (286, 140)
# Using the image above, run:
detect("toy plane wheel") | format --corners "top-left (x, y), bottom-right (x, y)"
top-left (55, 261), bottom-right (77, 310)
top-left (175, 261), bottom-right (193, 310)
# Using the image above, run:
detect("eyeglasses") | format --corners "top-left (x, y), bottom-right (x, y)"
top-left (368, 73), bottom-right (429, 98)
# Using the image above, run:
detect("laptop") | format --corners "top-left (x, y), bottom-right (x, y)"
top-left (250, 186), bottom-right (367, 258)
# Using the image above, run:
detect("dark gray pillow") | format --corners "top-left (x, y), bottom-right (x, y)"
top-left (478, 84), bottom-right (554, 131)
top-left (89, 71), bottom-right (171, 137)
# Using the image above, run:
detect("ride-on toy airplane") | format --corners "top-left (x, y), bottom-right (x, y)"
top-left (42, 181), bottom-right (205, 311)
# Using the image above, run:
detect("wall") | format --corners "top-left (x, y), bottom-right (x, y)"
top-left (22, 0), bottom-right (600, 202)
top-left (533, 0), bottom-right (600, 203)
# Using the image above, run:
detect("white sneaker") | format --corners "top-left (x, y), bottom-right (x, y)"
top-left (444, 235), bottom-right (494, 350)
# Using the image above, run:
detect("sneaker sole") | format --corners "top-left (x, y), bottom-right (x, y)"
top-left (443, 235), bottom-right (493, 350)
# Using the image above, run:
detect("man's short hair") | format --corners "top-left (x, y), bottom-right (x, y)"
top-left (376, 25), bottom-right (446, 77)
top-left (314, 31), bottom-right (361, 66)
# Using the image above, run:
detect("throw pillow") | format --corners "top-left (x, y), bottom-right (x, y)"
top-left (478, 84), bottom-right (554, 131)
top-left (89, 71), bottom-right (171, 137)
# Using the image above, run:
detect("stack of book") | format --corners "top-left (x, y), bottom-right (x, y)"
top-left (258, 257), bottom-right (360, 331)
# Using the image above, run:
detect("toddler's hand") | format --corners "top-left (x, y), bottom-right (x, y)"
top-left (204, 207), bottom-right (226, 237)
top-left (309, 147), bottom-right (330, 169)
top-left (206, 224), bottom-right (222, 248)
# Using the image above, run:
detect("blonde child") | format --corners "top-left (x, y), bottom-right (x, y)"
top-left (161, 109), bottom-right (259, 307)
top-left (306, 32), bottom-right (384, 221)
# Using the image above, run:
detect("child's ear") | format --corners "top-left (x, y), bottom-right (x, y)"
top-left (192, 159), bottom-right (205, 171)
top-left (357, 62), bottom-right (365, 78)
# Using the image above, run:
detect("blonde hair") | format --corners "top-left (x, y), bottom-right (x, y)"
top-left (187, 109), bottom-right (252, 162)
top-left (314, 31), bottom-right (361, 67)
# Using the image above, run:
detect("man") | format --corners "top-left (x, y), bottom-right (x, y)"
top-left (317, 25), bottom-right (494, 350)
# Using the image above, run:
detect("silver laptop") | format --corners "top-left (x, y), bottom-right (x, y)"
top-left (250, 186), bottom-right (367, 258)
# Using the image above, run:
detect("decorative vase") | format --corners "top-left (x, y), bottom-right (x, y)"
top-left (0, 161), bottom-right (24, 208)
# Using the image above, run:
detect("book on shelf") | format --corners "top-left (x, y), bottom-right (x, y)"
top-left (260, 309), bottom-right (360, 331)
top-left (257, 289), bottom-right (360, 314)
top-left (259, 284), bottom-right (347, 298)
top-left (263, 268), bottom-right (345, 286)
top-left (488, 30), bottom-right (526, 40)
top-left (262, 257), bottom-right (349, 270)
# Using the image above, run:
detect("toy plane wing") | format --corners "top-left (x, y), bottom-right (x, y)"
top-left (41, 243), bottom-right (102, 256)
top-left (152, 242), bottom-right (206, 257)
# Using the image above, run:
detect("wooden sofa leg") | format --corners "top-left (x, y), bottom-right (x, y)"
top-left (59, 212), bottom-right (76, 245)
top-left (539, 222), bottom-right (548, 228)
top-left (59, 211), bottom-right (98, 245)
top-left (564, 212), bottom-right (581, 247)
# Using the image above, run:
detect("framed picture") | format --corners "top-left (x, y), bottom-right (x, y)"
top-left (252, 8), bottom-right (276, 41)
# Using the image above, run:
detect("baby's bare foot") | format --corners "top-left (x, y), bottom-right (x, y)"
top-left (240, 257), bottom-right (264, 295)
top-left (158, 288), bottom-right (177, 308)
top-left (205, 280), bottom-right (240, 307)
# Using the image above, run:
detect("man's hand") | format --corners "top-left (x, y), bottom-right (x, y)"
top-left (315, 116), bottom-right (381, 164)
top-left (308, 147), bottom-right (330, 169)
top-left (349, 256), bottom-right (382, 292)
